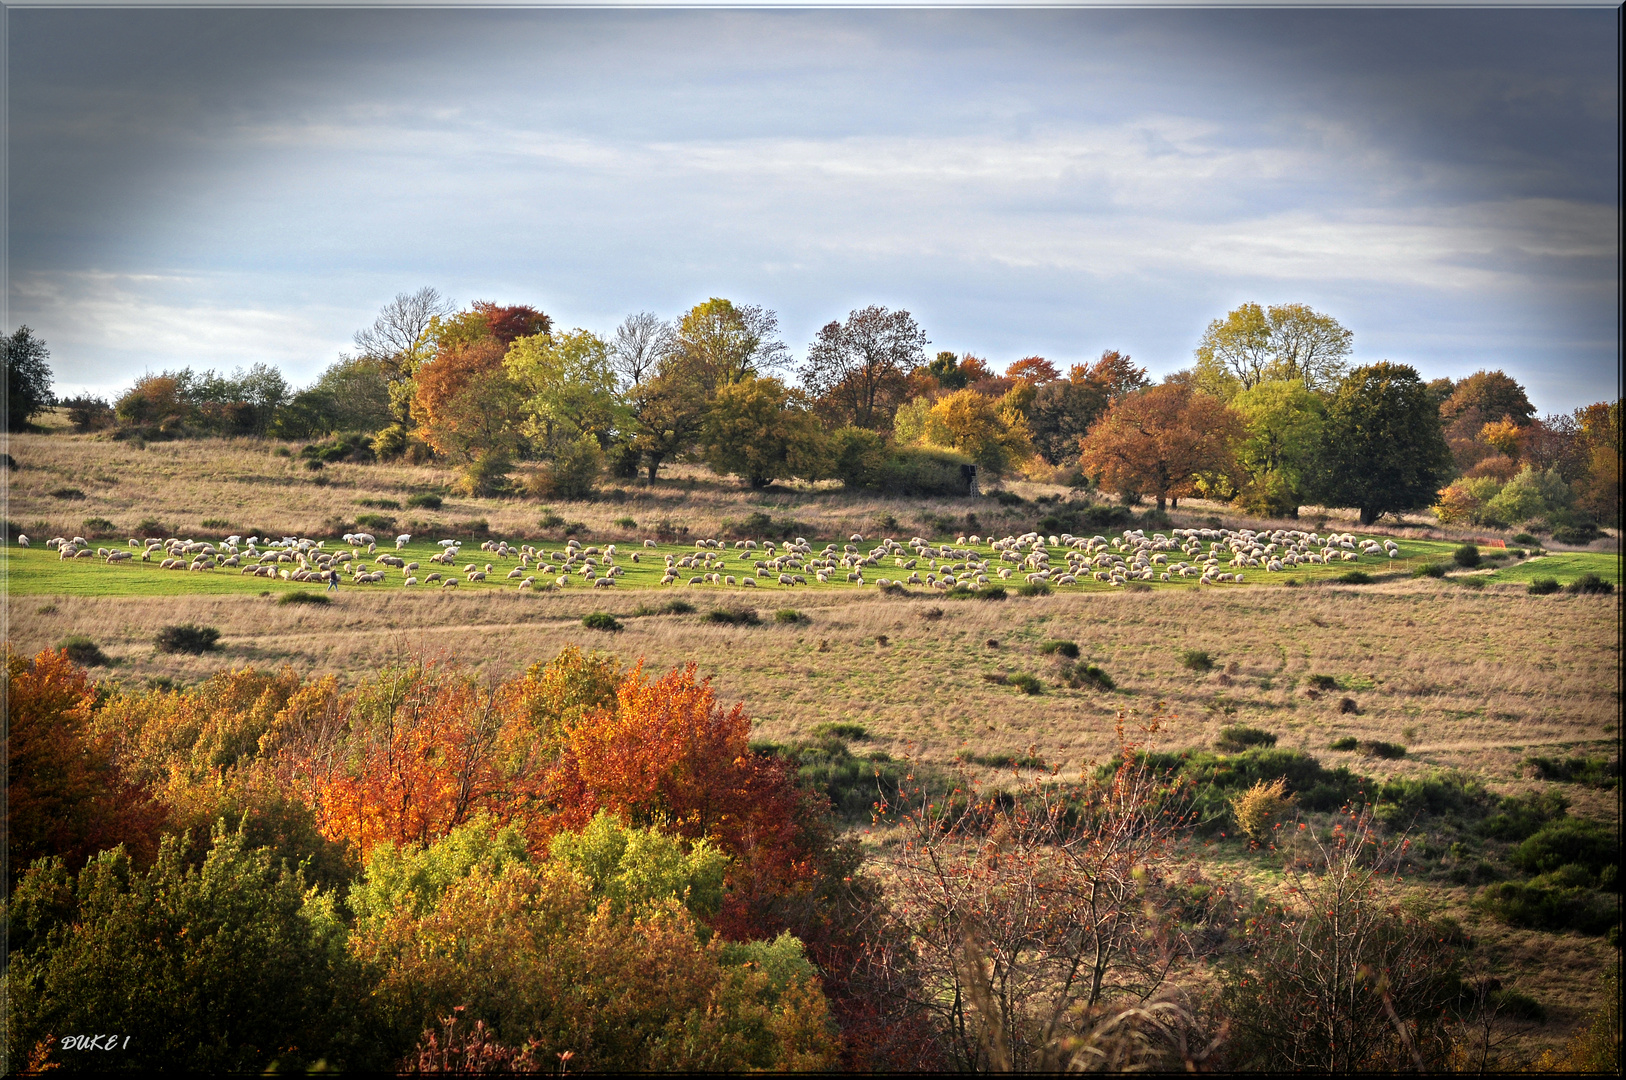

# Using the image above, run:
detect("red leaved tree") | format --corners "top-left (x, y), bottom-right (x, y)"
top-left (1081, 383), bottom-right (1245, 511)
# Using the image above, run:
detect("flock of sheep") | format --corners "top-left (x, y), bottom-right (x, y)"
top-left (14, 525), bottom-right (1394, 593)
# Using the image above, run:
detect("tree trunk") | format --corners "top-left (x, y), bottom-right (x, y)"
top-left (1359, 506), bottom-right (1378, 525)
top-left (1156, 493), bottom-right (1167, 513)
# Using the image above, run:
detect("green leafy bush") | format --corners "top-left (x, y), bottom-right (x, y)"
top-left (1512, 532), bottom-right (1537, 545)
top-left (1056, 661), bottom-right (1115, 690)
top-left (773, 609), bottom-right (807, 624)
top-left (1414, 562), bottom-right (1447, 578)
top-left (1006, 672), bottom-right (1043, 695)
top-left (1329, 737), bottom-right (1359, 751)
top-left (1479, 789), bottom-right (1570, 842)
top-left (1361, 740), bottom-right (1406, 759)
top-left (1336, 570), bottom-right (1374, 585)
top-left (1551, 522), bottom-right (1601, 546)
top-left (1524, 756), bottom-right (1620, 789)
top-left (1566, 572), bottom-right (1614, 595)
top-left (1527, 577), bottom-right (1561, 595)
top-left (355, 512), bottom-right (396, 532)
top-left (1511, 819), bottom-right (1620, 878)
top-left (1474, 879), bottom-right (1620, 936)
top-left (1307, 674), bottom-right (1339, 691)
top-left (581, 612), bottom-right (623, 632)
top-left (1453, 543), bottom-right (1481, 568)
top-left (1181, 649), bottom-right (1214, 672)
top-left (155, 624), bottom-right (221, 654)
top-left (1016, 581), bottom-right (1052, 597)
top-left (706, 606), bottom-right (761, 626)
top-left (875, 446), bottom-right (977, 497)
top-left (1039, 639), bottom-right (1080, 658)
top-left (810, 721), bottom-right (868, 741)
top-left (278, 592), bottom-right (331, 607)
top-left (58, 635), bottom-right (109, 666)
top-left (406, 492), bottom-right (443, 510)
top-left (1215, 726), bottom-right (1278, 752)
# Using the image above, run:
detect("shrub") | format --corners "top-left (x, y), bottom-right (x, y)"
top-left (356, 497), bottom-right (402, 510)
top-left (773, 609), bottom-right (806, 624)
top-left (1453, 543), bottom-right (1481, 568)
top-left (975, 585), bottom-right (1007, 601)
top-left (1524, 756), bottom-right (1620, 789)
top-left (538, 511), bottom-right (566, 529)
top-left (875, 445), bottom-right (977, 497)
top-left (613, 516), bottom-right (637, 528)
top-left (134, 517), bottom-right (168, 538)
top-left (1330, 737), bottom-right (1359, 751)
top-left (1336, 570), bottom-right (1374, 585)
top-left (1339, 697), bottom-right (1360, 713)
top-left (1016, 581), bottom-right (1052, 597)
top-left (1215, 726), bottom-right (1278, 752)
top-left (1057, 661), bottom-right (1115, 690)
top-left (981, 672), bottom-right (1009, 685)
top-left (706, 606), bottom-right (761, 626)
top-left (1474, 879), bottom-right (1620, 935)
top-left (278, 592), bottom-right (331, 607)
top-left (1181, 649), bottom-right (1214, 672)
top-left (827, 426), bottom-right (888, 491)
top-left (810, 721), bottom-right (868, 741)
top-left (58, 635), bottom-right (109, 666)
top-left (1566, 572), bottom-right (1614, 595)
top-left (355, 513), bottom-right (396, 532)
top-left (155, 624), bottom-right (221, 655)
top-left (1512, 532), bottom-right (1537, 545)
top-left (1479, 790), bottom-right (1571, 843)
top-left (1307, 674), bottom-right (1339, 691)
top-left (1039, 639), bottom-right (1080, 658)
top-left (1458, 577), bottom-right (1485, 590)
top-left (49, 487), bottom-right (86, 500)
top-left (1230, 777), bottom-right (1296, 840)
top-left (529, 436), bottom-right (603, 501)
top-left (1361, 740), bottom-right (1406, 759)
top-left (200, 517), bottom-right (234, 529)
top-left (991, 489), bottom-right (1026, 506)
top-left (581, 612), bottom-right (623, 632)
top-left (405, 492), bottom-right (443, 510)
top-left (631, 599), bottom-right (693, 617)
top-left (81, 517), bottom-right (116, 538)
top-left (300, 432), bottom-right (375, 465)
top-left (1414, 562), bottom-right (1447, 578)
top-left (1511, 819), bottom-right (1620, 878)
top-left (1551, 522), bottom-right (1601, 545)
top-left (1006, 672), bottom-right (1043, 695)
top-left (1527, 577), bottom-right (1561, 595)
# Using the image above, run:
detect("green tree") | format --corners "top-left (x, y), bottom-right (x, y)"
top-left (1195, 303), bottom-right (1352, 397)
top-left (628, 365), bottom-right (710, 482)
top-left (701, 377), bottom-right (823, 489)
top-left (1230, 380), bottom-right (1326, 518)
top-left (3, 326), bottom-right (54, 431)
top-left (1313, 362), bottom-right (1453, 525)
top-left (504, 328), bottom-right (627, 453)
top-left (7, 827), bottom-right (365, 1073)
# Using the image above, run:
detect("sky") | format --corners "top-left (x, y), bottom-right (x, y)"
top-left (6, 3), bottom-right (1620, 414)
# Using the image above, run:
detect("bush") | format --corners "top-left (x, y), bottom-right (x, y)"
top-left (1056, 661), bottom-right (1115, 690)
top-left (300, 432), bottom-right (375, 465)
top-left (991, 489), bottom-right (1026, 506)
top-left (974, 585), bottom-right (1007, 601)
top-left (1016, 581), bottom-right (1051, 597)
top-left (1414, 562), bottom-right (1447, 578)
top-left (530, 436), bottom-right (604, 501)
top-left (1512, 532), bottom-right (1537, 545)
top-left (81, 517), bottom-right (116, 538)
top-left (1361, 740), bottom-right (1406, 759)
top-left (875, 445), bottom-right (977, 497)
top-left (1330, 737), bottom-right (1359, 751)
top-left (1336, 570), bottom-right (1374, 585)
top-left (58, 635), bottom-right (109, 666)
top-left (405, 492), bottom-right (443, 510)
top-left (810, 721), bottom-right (868, 741)
top-left (1038, 639), bottom-right (1080, 658)
top-left (1458, 576), bottom-right (1485, 590)
top-left (155, 624), bottom-right (221, 654)
top-left (1479, 789), bottom-right (1570, 843)
top-left (278, 592), bottom-right (331, 607)
top-left (827, 426), bottom-right (888, 490)
top-left (1527, 577), bottom-right (1561, 595)
top-left (1511, 819), bottom-right (1620, 878)
top-left (355, 512), bottom-right (396, 532)
top-left (613, 516), bottom-right (636, 528)
top-left (134, 517), bottom-right (168, 538)
top-left (581, 612), bottom-right (623, 632)
top-left (1181, 649), bottom-right (1214, 672)
top-left (1474, 879), bottom-right (1620, 935)
top-left (1551, 522), bottom-right (1601, 546)
top-left (1566, 572), bottom-right (1614, 595)
top-left (1005, 672), bottom-right (1043, 695)
top-left (50, 487), bottom-right (86, 500)
top-left (1230, 777), bottom-right (1296, 840)
top-left (1524, 756), bottom-right (1620, 789)
top-left (1215, 726), bottom-right (1278, 752)
top-left (1453, 543), bottom-right (1481, 568)
top-left (1307, 673), bottom-right (1339, 691)
top-left (706, 606), bottom-right (761, 626)
top-left (773, 609), bottom-right (806, 624)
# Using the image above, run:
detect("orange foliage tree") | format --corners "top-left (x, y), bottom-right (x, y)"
top-left (1081, 383), bottom-right (1245, 512)
top-left (5, 648), bottom-right (165, 870)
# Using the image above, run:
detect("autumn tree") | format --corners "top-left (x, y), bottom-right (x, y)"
top-left (801, 306), bottom-right (927, 430)
top-left (1438, 370), bottom-right (1538, 470)
top-left (1313, 362), bottom-right (1454, 525)
top-left (1195, 302), bottom-right (1352, 397)
top-left (1005, 355), bottom-right (1060, 386)
top-left (923, 389), bottom-right (1034, 476)
top-left (610, 311), bottom-right (672, 390)
top-left (1079, 349), bottom-right (1151, 402)
top-left (628, 364), bottom-right (710, 482)
top-left (5, 648), bottom-right (165, 872)
top-left (1573, 400), bottom-right (1622, 523)
top-left (352, 287), bottom-right (457, 425)
top-left (701, 376), bottom-right (824, 488)
top-left (669, 298), bottom-right (789, 391)
top-left (1080, 383), bottom-right (1244, 512)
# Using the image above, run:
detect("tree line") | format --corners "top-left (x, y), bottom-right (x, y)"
top-left (4, 297), bottom-right (1619, 530)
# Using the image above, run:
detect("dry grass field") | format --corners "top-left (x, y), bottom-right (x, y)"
top-left (5, 424), bottom-right (1621, 1061)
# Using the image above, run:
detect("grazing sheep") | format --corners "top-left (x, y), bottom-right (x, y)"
top-left (741, 577), bottom-right (756, 587)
